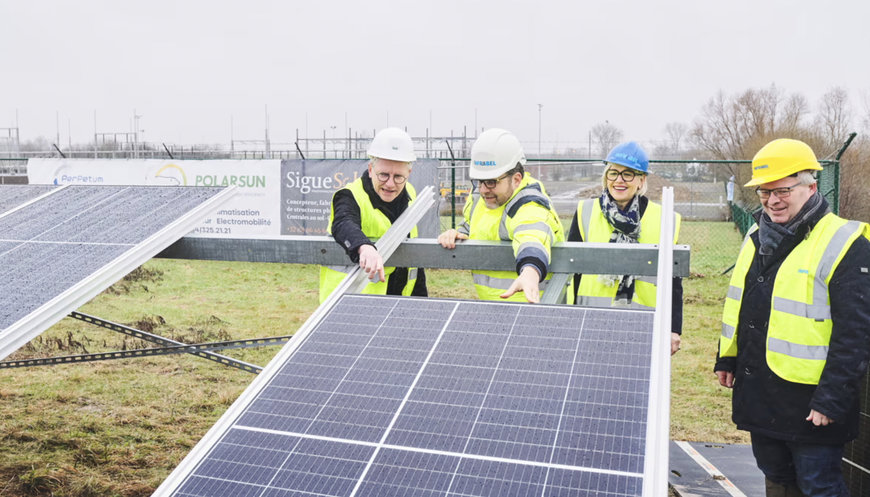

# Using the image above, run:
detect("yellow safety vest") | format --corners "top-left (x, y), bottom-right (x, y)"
top-left (460, 173), bottom-right (564, 301)
top-left (318, 178), bottom-right (418, 303)
top-left (573, 198), bottom-right (681, 309)
top-left (720, 213), bottom-right (870, 384)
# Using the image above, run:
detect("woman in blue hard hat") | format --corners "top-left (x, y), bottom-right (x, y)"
top-left (568, 141), bottom-right (683, 354)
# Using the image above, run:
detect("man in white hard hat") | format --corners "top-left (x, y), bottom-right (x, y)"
top-left (715, 138), bottom-right (870, 496)
top-left (438, 128), bottom-right (564, 303)
top-left (319, 127), bottom-right (427, 302)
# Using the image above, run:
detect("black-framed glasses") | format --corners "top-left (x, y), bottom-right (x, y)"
top-left (605, 168), bottom-right (640, 182)
top-left (472, 172), bottom-right (511, 190)
top-left (374, 172), bottom-right (407, 184)
top-left (755, 182), bottom-right (803, 199)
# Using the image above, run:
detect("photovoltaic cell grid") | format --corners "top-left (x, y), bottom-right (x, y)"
top-left (0, 184), bottom-right (56, 213)
top-left (164, 295), bottom-right (655, 497)
top-left (0, 185), bottom-right (229, 352)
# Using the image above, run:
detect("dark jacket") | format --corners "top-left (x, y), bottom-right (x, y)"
top-left (567, 195), bottom-right (684, 334)
top-left (714, 206), bottom-right (870, 444)
top-left (330, 170), bottom-right (427, 296)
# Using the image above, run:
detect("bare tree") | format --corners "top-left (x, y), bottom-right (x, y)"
top-left (814, 87), bottom-right (852, 153)
top-left (862, 89), bottom-right (870, 132)
top-left (663, 122), bottom-right (688, 155)
top-left (591, 121), bottom-right (623, 158)
top-left (688, 85), bottom-right (813, 204)
top-left (780, 93), bottom-right (810, 135)
top-left (690, 85), bottom-right (811, 162)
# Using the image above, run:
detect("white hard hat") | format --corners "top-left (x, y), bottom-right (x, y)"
top-left (367, 127), bottom-right (417, 163)
top-left (469, 128), bottom-right (526, 179)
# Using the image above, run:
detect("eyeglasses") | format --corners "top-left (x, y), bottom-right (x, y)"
top-left (472, 172), bottom-right (511, 190)
top-left (755, 182), bottom-right (803, 199)
top-left (605, 168), bottom-right (640, 182)
top-left (374, 172), bottom-right (407, 184)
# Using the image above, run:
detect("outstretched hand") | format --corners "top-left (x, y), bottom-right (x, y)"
top-left (500, 266), bottom-right (541, 303)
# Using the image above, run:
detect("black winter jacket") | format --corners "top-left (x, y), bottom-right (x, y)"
top-left (714, 207), bottom-right (870, 444)
top-left (330, 170), bottom-right (427, 296)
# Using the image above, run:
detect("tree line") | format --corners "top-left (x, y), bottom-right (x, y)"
top-left (589, 85), bottom-right (870, 221)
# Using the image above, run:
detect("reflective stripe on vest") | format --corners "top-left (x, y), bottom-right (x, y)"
top-left (318, 177), bottom-right (418, 302)
top-left (574, 198), bottom-right (681, 309)
top-left (720, 214), bottom-right (869, 384)
top-left (768, 337), bottom-right (829, 361)
top-left (465, 174), bottom-right (564, 301)
top-left (473, 273), bottom-right (547, 291)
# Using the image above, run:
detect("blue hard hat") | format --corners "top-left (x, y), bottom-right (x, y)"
top-left (605, 141), bottom-right (649, 173)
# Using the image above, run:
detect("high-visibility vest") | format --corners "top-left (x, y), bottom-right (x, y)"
top-left (573, 198), bottom-right (681, 309)
top-left (318, 178), bottom-right (418, 303)
top-left (461, 173), bottom-right (564, 301)
top-left (720, 213), bottom-right (870, 384)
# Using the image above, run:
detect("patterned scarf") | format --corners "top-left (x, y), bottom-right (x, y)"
top-left (598, 191), bottom-right (642, 303)
top-left (757, 191), bottom-right (828, 256)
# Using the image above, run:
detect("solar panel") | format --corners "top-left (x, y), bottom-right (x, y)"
top-left (0, 185), bottom-right (235, 360)
top-left (155, 295), bottom-right (659, 497)
top-left (0, 184), bottom-right (57, 214)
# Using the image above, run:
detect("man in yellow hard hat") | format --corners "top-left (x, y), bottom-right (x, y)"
top-left (319, 127), bottom-right (427, 302)
top-left (714, 138), bottom-right (870, 496)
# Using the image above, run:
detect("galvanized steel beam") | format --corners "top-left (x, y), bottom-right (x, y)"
top-left (158, 237), bottom-right (690, 277)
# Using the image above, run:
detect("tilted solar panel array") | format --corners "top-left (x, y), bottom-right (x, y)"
top-left (0, 185), bottom-right (233, 360)
top-left (0, 184), bottom-right (56, 213)
top-left (158, 295), bottom-right (656, 497)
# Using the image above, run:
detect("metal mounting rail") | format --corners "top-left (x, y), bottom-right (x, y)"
top-left (69, 312), bottom-right (262, 373)
top-left (0, 335), bottom-right (291, 370)
top-left (541, 273), bottom-right (571, 304)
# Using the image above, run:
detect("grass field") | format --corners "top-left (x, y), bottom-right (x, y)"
top-left (0, 221), bottom-right (746, 496)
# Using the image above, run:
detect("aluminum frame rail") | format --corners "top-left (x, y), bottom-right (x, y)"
top-left (643, 187), bottom-right (676, 497)
top-left (0, 335), bottom-right (291, 370)
top-left (152, 186), bottom-right (437, 496)
top-left (343, 186), bottom-right (438, 296)
top-left (157, 236), bottom-right (691, 277)
top-left (0, 184), bottom-right (67, 221)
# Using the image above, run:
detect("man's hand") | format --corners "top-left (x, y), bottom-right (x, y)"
top-left (438, 229), bottom-right (468, 249)
top-left (357, 244), bottom-right (385, 283)
top-left (806, 409), bottom-right (834, 426)
top-left (500, 266), bottom-right (541, 303)
top-left (671, 333), bottom-right (681, 355)
top-left (715, 370), bottom-right (734, 388)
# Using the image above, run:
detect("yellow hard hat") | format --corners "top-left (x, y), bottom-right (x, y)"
top-left (745, 138), bottom-right (822, 187)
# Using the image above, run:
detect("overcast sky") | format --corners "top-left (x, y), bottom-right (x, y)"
top-left (2, 0), bottom-right (869, 152)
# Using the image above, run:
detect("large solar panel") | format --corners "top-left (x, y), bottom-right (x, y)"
top-left (0, 184), bottom-right (57, 213)
top-left (0, 185), bottom-right (235, 360)
top-left (155, 295), bottom-right (659, 496)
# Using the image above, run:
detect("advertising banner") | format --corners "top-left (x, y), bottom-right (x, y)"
top-left (27, 159), bottom-right (282, 238)
top-left (280, 159), bottom-right (440, 238)
top-left (27, 158), bottom-right (441, 240)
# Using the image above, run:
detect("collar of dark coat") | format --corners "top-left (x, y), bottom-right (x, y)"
top-left (361, 169), bottom-right (411, 222)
